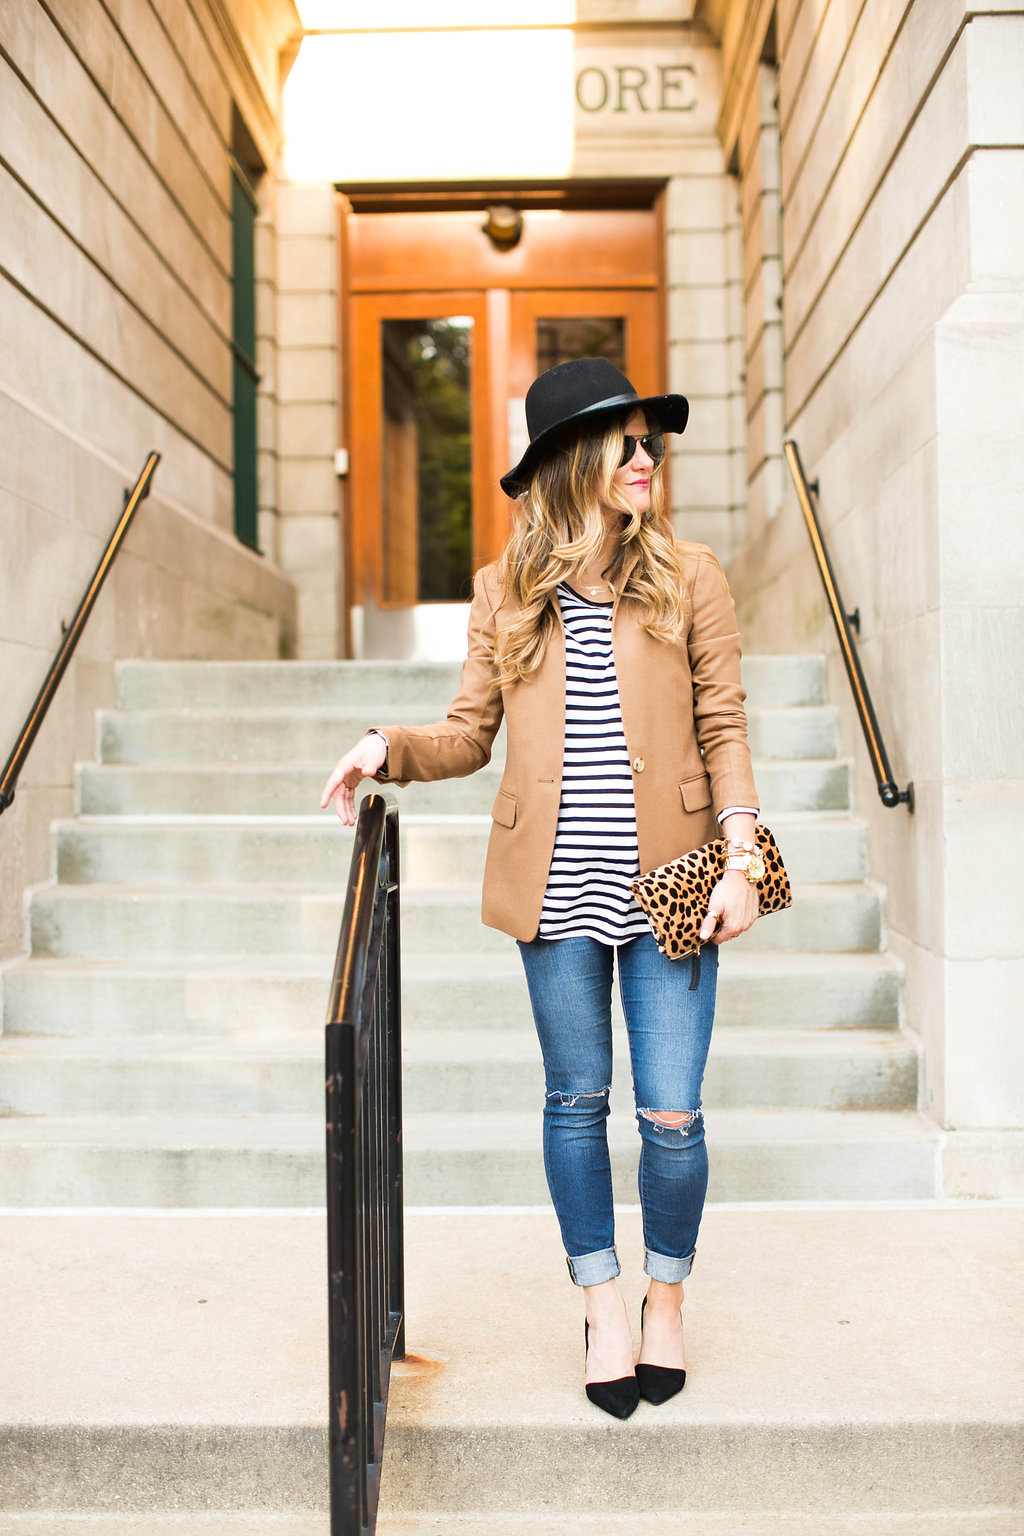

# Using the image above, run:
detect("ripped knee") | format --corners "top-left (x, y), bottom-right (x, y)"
top-left (546, 1085), bottom-right (610, 1109)
top-left (638, 1107), bottom-right (703, 1135)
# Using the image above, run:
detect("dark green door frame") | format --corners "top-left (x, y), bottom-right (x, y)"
top-left (231, 159), bottom-right (259, 550)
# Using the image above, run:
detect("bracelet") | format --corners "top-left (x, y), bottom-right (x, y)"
top-left (724, 862), bottom-right (759, 884)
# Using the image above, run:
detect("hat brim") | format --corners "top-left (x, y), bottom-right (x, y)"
top-left (500, 391), bottom-right (689, 498)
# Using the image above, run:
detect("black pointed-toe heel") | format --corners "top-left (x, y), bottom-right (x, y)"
top-left (584, 1321), bottom-right (640, 1420)
top-left (634, 1296), bottom-right (686, 1406)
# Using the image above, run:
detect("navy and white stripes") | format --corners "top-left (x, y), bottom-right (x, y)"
top-left (537, 584), bottom-right (651, 945)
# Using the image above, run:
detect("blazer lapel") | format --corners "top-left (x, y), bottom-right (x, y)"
top-left (530, 597), bottom-right (567, 783)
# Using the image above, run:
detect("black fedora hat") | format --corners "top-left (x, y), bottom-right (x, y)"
top-left (500, 358), bottom-right (688, 497)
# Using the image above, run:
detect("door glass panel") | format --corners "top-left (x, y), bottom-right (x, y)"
top-left (381, 317), bottom-right (473, 604)
top-left (535, 316), bottom-right (626, 374)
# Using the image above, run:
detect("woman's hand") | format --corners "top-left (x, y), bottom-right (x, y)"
top-left (699, 869), bottom-right (759, 945)
top-left (320, 733), bottom-right (388, 826)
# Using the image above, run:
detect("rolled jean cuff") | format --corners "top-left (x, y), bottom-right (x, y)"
top-left (565, 1246), bottom-right (620, 1287)
top-left (644, 1246), bottom-right (695, 1284)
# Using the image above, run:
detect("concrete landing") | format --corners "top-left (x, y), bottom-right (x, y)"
top-left (0, 1205), bottom-right (1020, 1522)
top-left (378, 1519), bottom-right (1023, 1536)
top-left (0, 1523), bottom-right (321, 1535)
top-left (0, 1517), bottom-right (1019, 1535)
top-left (380, 1204), bottom-right (1023, 1518)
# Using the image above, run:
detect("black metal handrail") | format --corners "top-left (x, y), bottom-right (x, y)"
top-left (325, 792), bottom-right (405, 1536)
top-left (784, 440), bottom-right (913, 811)
top-left (0, 452), bottom-right (161, 815)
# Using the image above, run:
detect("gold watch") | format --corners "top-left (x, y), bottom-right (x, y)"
top-left (724, 850), bottom-right (765, 884)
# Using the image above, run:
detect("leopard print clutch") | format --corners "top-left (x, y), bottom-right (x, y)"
top-left (629, 823), bottom-right (792, 960)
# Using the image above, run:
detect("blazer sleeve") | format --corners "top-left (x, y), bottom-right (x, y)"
top-left (373, 566), bottom-right (505, 783)
top-left (687, 550), bottom-right (760, 816)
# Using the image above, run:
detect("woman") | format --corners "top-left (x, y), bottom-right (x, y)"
top-left (321, 358), bottom-right (760, 1420)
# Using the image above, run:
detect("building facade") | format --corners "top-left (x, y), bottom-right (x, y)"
top-left (0, 0), bottom-right (300, 958)
top-left (1, 0), bottom-right (1021, 1186)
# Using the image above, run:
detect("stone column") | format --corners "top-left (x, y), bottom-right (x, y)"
top-left (738, 63), bottom-right (785, 542)
top-left (256, 175), bottom-right (280, 569)
top-left (275, 181), bottom-right (342, 659)
top-left (665, 164), bottom-right (747, 567)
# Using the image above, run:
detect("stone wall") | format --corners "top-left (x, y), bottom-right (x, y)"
top-left (0, 0), bottom-right (301, 964)
top-left (719, 0), bottom-right (1024, 1181)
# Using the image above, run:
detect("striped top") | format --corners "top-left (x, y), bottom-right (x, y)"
top-left (537, 583), bottom-right (651, 945)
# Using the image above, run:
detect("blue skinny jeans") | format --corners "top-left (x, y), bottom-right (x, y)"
top-left (517, 931), bottom-right (718, 1288)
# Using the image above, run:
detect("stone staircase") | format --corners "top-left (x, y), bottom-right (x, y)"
top-left (0, 656), bottom-right (1019, 1531)
top-left (0, 654), bottom-right (933, 1207)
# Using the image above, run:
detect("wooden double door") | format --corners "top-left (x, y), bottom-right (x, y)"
top-left (346, 203), bottom-right (663, 635)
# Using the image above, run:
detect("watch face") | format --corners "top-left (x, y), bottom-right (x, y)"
top-left (748, 852), bottom-right (766, 881)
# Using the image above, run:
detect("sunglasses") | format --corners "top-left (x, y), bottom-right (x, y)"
top-left (619, 432), bottom-right (666, 468)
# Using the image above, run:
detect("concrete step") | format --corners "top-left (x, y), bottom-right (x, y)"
top-left (96, 703), bottom-right (835, 766)
top-left (379, 1519), bottom-right (1017, 1536)
top-left (404, 882), bottom-right (883, 955)
top-left (379, 1520), bottom-right (1018, 1536)
top-left (77, 755), bottom-right (852, 817)
top-left (0, 1115), bottom-right (323, 1207)
top-left (0, 956), bottom-right (331, 1038)
top-left (401, 1026), bottom-right (918, 1113)
top-left (3, 950), bottom-right (901, 1033)
top-left (0, 1028), bottom-right (918, 1117)
top-left (746, 705), bottom-right (836, 760)
top-left (117, 657), bottom-right (470, 710)
top-left (1, 1519), bottom-right (1018, 1536)
top-left (4, 1204), bottom-right (1018, 1519)
top-left (0, 1037), bottom-right (326, 1118)
top-left (394, 949), bottom-right (900, 1031)
top-left (48, 811), bottom-right (866, 893)
top-left (54, 814), bottom-right (481, 888)
top-left (80, 761), bottom-right (505, 817)
top-left (402, 1107), bottom-right (938, 1203)
top-left (19, 878), bottom-right (885, 968)
top-left (28, 883), bottom-right (347, 959)
top-left (0, 1521), bottom-right (328, 1535)
top-left (114, 654), bottom-right (827, 712)
top-left (98, 706), bottom-right (486, 765)
top-left (50, 809), bottom-right (883, 946)
top-left (0, 1107), bottom-right (937, 1205)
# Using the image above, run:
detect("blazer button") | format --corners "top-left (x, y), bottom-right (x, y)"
top-left (632, 756), bottom-right (645, 773)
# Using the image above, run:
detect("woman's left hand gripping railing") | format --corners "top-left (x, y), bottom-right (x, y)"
top-left (325, 791), bottom-right (405, 1536)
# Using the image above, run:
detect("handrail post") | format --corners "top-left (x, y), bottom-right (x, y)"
top-left (784, 441), bottom-right (913, 811)
top-left (384, 803), bottom-right (405, 1360)
top-left (0, 452), bottom-right (160, 815)
top-left (326, 1006), bottom-right (365, 1532)
top-left (325, 793), bottom-right (404, 1536)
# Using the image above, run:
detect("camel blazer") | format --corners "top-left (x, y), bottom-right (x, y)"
top-left (377, 542), bottom-right (759, 942)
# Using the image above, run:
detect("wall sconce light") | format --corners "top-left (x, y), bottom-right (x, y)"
top-left (482, 205), bottom-right (524, 251)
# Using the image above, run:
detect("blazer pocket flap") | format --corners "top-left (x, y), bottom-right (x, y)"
top-left (680, 774), bottom-right (713, 813)
top-left (491, 790), bottom-right (517, 828)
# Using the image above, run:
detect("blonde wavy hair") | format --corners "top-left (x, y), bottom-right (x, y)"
top-left (494, 413), bottom-right (686, 688)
